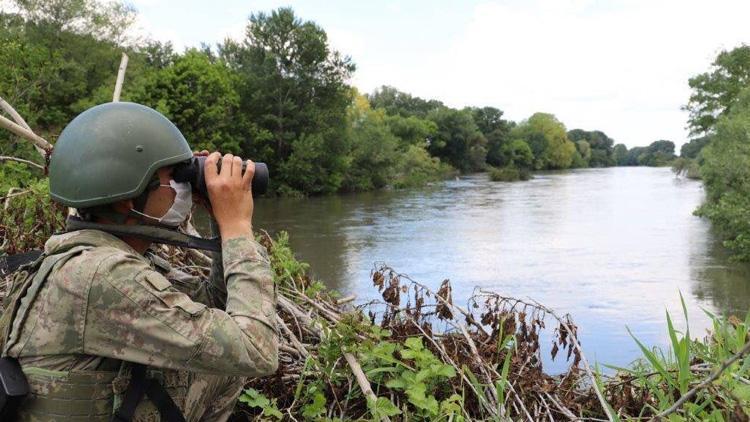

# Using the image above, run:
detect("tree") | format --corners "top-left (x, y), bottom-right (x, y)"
top-left (512, 113), bottom-right (576, 169)
top-left (621, 140), bottom-right (676, 166)
top-left (426, 108), bottom-right (486, 172)
top-left (368, 86), bottom-right (443, 118)
top-left (567, 129), bottom-right (615, 167)
top-left (469, 106), bottom-right (514, 167)
top-left (680, 136), bottom-right (711, 159)
top-left (685, 44), bottom-right (750, 136)
top-left (500, 139), bottom-right (533, 169)
top-left (613, 144), bottom-right (628, 166)
top-left (342, 93), bottom-right (400, 191)
top-left (219, 7), bottom-right (355, 194)
top-left (696, 87), bottom-right (750, 260)
top-left (129, 50), bottom-right (242, 153)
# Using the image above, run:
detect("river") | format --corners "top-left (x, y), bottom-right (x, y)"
top-left (248, 166), bottom-right (750, 371)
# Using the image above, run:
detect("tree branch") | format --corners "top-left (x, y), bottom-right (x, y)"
top-left (0, 114), bottom-right (52, 155)
top-left (0, 156), bottom-right (44, 170)
top-left (113, 52), bottom-right (129, 102)
top-left (652, 338), bottom-right (750, 420)
top-left (0, 96), bottom-right (51, 157)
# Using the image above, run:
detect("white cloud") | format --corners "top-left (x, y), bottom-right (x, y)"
top-left (351, 0), bottom-right (750, 148)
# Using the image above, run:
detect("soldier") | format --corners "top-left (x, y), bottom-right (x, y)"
top-left (1, 102), bottom-right (278, 421)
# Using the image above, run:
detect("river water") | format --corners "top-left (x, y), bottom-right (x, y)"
top-left (249, 167), bottom-right (750, 371)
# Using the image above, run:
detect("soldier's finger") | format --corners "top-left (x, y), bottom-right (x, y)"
top-left (205, 152), bottom-right (221, 181)
top-left (232, 156), bottom-right (243, 182)
top-left (242, 160), bottom-right (255, 191)
top-left (221, 154), bottom-right (234, 178)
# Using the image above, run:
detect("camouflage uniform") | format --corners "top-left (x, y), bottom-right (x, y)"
top-left (3, 229), bottom-right (278, 421)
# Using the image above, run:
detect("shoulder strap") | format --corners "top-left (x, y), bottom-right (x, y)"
top-left (112, 363), bottom-right (186, 422)
top-left (2, 246), bottom-right (91, 355)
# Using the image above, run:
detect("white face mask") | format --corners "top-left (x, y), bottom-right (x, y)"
top-left (131, 180), bottom-right (193, 227)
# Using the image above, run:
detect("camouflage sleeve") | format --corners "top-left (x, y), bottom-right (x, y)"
top-left (84, 237), bottom-right (278, 376)
top-left (206, 216), bottom-right (227, 309)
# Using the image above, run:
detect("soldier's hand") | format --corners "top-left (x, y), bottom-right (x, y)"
top-left (205, 152), bottom-right (255, 240)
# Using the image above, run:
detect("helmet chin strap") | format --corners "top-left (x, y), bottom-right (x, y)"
top-left (65, 217), bottom-right (222, 252)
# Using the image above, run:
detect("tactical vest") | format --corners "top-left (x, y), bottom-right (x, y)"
top-left (0, 247), bottom-right (187, 421)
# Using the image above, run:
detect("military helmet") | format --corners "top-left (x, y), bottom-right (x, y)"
top-left (49, 102), bottom-right (193, 208)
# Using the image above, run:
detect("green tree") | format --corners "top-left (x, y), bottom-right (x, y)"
top-left (384, 114), bottom-right (437, 148)
top-left (696, 87), bottom-right (750, 260)
top-left (368, 86), bottom-right (444, 118)
top-left (613, 143), bottom-right (628, 166)
top-left (129, 49), bottom-right (242, 153)
top-left (680, 136), bottom-right (711, 159)
top-left (219, 7), bottom-right (355, 194)
top-left (342, 93), bottom-right (400, 191)
top-left (500, 139), bottom-right (533, 169)
top-left (426, 108), bottom-right (486, 172)
top-left (512, 113), bottom-right (575, 169)
top-left (685, 44), bottom-right (750, 136)
top-left (567, 129), bottom-right (615, 167)
top-left (469, 106), bottom-right (514, 167)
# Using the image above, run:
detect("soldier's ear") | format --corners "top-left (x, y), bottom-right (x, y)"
top-left (111, 199), bottom-right (135, 215)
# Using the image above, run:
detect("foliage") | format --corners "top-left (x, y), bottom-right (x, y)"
top-left (0, 179), bottom-right (66, 254)
top-left (426, 107), bottom-right (487, 172)
top-left (680, 135), bottom-right (711, 159)
top-left (685, 44), bottom-right (750, 136)
top-left (696, 88), bottom-right (750, 261)
top-left (512, 112), bottom-right (576, 170)
top-left (613, 143), bottom-right (628, 166)
top-left (671, 157), bottom-right (701, 180)
top-left (367, 85), bottom-right (444, 118)
top-left (219, 7), bottom-right (355, 194)
top-left (341, 93), bottom-right (400, 191)
top-left (470, 106), bottom-right (514, 167)
top-left (568, 129), bottom-right (615, 167)
top-left (488, 166), bottom-right (531, 182)
top-left (619, 140), bottom-right (676, 167)
top-left (129, 50), bottom-right (242, 153)
top-left (603, 295), bottom-right (750, 420)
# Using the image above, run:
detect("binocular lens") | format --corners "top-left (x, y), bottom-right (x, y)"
top-left (172, 156), bottom-right (269, 198)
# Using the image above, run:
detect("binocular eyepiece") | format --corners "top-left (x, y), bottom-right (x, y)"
top-left (172, 156), bottom-right (269, 198)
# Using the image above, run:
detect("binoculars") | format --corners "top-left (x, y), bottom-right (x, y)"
top-left (172, 156), bottom-right (269, 198)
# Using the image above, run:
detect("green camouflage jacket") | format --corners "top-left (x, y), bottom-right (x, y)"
top-left (4, 228), bottom-right (278, 377)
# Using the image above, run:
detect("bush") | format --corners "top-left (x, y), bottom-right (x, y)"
top-left (488, 166), bottom-right (531, 182)
top-left (695, 88), bottom-right (750, 260)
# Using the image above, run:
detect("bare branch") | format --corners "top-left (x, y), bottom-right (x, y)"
top-left (0, 156), bottom-right (44, 170)
top-left (0, 114), bottom-right (52, 154)
top-left (0, 96), bottom-right (51, 156)
top-left (113, 52), bottom-right (129, 102)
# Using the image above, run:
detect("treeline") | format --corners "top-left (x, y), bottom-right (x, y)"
top-left (1, 1), bottom-right (675, 196)
top-left (673, 44), bottom-right (750, 261)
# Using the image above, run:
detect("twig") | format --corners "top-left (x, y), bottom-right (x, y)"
top-left (343, 352), bottom-right (390, 422)
top-left (0, 114), bottom-right (52, 154)
top-left (544, 392), bottom-right (579, 421)
top-left (529, 298), bottom-right (615, 422)
top-left (336, 294), bottom-right (357, 305)
top-left (652, 338), bottom-right (750, 420)
top-left (0, 96), bottom-right (48, 158)
top-left (0, 189), bottom-right (31, 202)
top-left (0, 156), bottom-right (44, 170)
top-left (113, 52), bottom-right (129, 102)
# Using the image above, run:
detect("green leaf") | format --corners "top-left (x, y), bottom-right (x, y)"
top-left (404, 337), bottom-right (424, 351)
top-left (239, 388), bottom-right (269, 408)
top-left (301, 391), bottom-right (326, 418)
top-left (367, 396), bottom-right (402, 417)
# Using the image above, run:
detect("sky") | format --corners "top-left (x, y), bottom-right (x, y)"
top-left (129, 0), bottom-right (750, 149)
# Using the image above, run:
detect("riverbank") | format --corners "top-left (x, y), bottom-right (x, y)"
top-left (229, 230), bottom-right (750, 420)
